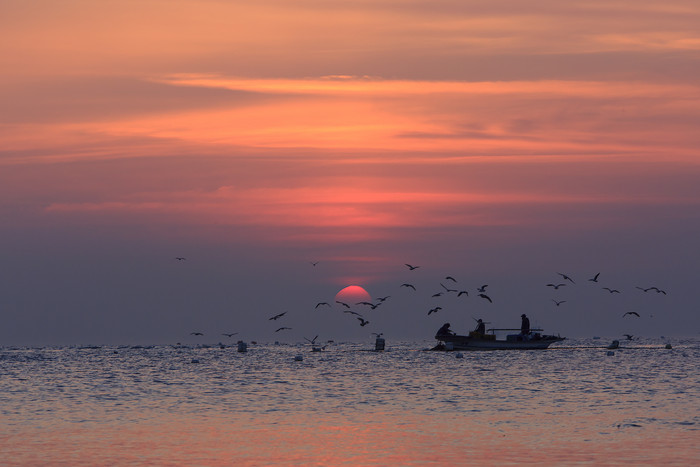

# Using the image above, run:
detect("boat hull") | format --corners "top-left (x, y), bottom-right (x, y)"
top-left (435, 333), bottom-right (565, 351)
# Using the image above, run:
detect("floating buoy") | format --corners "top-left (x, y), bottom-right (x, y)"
top-left (455, 352), bottom-right (464, 359)
top-left (606, 351), bottom-right (615, 356)
top-left (237, 341), bottom-right (248, 353)
top-left (294, 355), bottom-right (303, 361)
top-left (665, 343), bottom-right (672, 349)
top-left (375, 336), bottom-right (385, 351)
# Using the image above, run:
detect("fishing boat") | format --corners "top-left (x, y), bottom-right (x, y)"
top-left (433, 328), bottom-right (565, 351)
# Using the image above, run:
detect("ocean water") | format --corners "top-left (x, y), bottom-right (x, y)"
top-left (1, 338), bottom-right (698, 466)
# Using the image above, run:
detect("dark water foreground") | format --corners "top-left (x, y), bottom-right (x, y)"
top-left (1, 338), bottom-right (698, 465)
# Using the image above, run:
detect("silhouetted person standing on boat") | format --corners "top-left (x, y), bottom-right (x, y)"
top-left (520, 314), bottom-right (530, 336)
top-left (474, 319), bottom-right (485, 336)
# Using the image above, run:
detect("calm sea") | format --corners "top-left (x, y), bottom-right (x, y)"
top-left (1, 338), bottom-right (698, 466)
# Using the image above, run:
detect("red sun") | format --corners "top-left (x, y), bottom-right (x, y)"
top-left (335, 285), bottom-right (371, 304)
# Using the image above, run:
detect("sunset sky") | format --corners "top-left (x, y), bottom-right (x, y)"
top-left (2, 0), bottom-right (699, 345)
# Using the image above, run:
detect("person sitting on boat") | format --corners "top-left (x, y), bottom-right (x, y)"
top-left (436, 322), bottom-right (456, 337)
top-left (473, 319), bottom-right (486, 336)
top-left (520, 314), bottom-right (531, 336)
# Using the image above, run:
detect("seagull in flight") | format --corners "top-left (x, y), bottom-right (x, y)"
top-left (588, 273), bottom-right (600, 282)
top-left (275, 327), bottom-right (292, 332)
top-left (175, 257), bottom-right (186, 261)
top-left (343, 310), bottom-right (363, 316)
top-left (478, 293), bottom-right (493, 303)
top-left (357, 317), bottom-right (370, 326)
top-left (432, 292), bottom-right (444, 297)
top-left (428, 306), bottom-right (442, 315)
top-left (603, 287), bottom-right (621, 294)
top-left (623, 334), bottom-right (634, 340)
top-left (547, 283), bottom-right (566, 290)
top-left (477, 285), bottom-right (488, 293)
top-left (269, 312), bottom-right (287, 320)
top-left (310, 261), bottom-right (319, 266)
top-left (649, 287), bottom-right (667, 295)
top-left (401, 283), bottom-right (416, 290)
top-left (336, 301), bottom-right (351, 308)
top-left (458, 290), bottom-right (469, 297)
top-left (221, 332), bottom-right (238, 337)
top-left (558, 273), bottom-right (575, 284)
top-left (376, 296), bottom-right (391, 302)
top-left (315, 302), bottom-right (331, 308)
top-left (445, 276), bottom-right (457, 282)
top-left (190, 332), bottom-right (203, 336)
top-left (552, 299), bottom-right (566, 306)
top-left (405, 263), bottom-right (420, 270)
top-left (440, 283), bottom-right (458, 293)
top-left (622, 311), bottom-right (640, 318)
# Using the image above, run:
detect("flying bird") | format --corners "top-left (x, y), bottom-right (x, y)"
top-left (458, 290), bottom-right (469, 297)
top-left (315, 302), bottom-right (331, 308)
top-left (275, 327), bottom-right (292, 332)
top-left (478, 293), bottom-right (493, 303)
top-left (623, 334), bottom-right (634, 340)
top-left (190, 332), bottom-right (203, 336)
top-left (649, 287), bottom-right (667, 295)
top-left (636, 286), bottom-right (652, 292)
top-left (558, 273), bottom-right (575, 284)
top-left (432, 292), bottom-right (444, 298)
top-left (401, 283), bottom-right (416, 290)
top-left (622, 311), bottom-right (640, 318)
top-left (477, 285), bottom-right (488, 293)
top-left (603, 287), bottom-right (621, 294)
top-left (336, 301), bottom-right (351, 308)
top-left (357, 317), bottom-right (370, 326)
top-left (269, 312), bottom-right (287, 320)
top-left (428, 306), bottom-right (442, 315)
top-left (440, 283), bottom-right (458, 293)
top-left (405, 263), bottom-right (420, 270)
top-left (310, 261), bottom-right (319, 266)
top-left (376, 296), bottom-right (391, 302)
top-left (445, 276), bottom-right (457, 282)
top-left (221, 333), bottom-right (238, 337)
top-left (588, 273), bottom-right (600, 282)
top-left (304, 335), bottom-right (319, 344)
top-left (343, 310), bottom-right (363, 316)
top-left (547, 283), bottom-right (566, 290)
top-left (552, 299), bottom-right (566, 306)
top-left (175, 257), bottom-right (186, 261)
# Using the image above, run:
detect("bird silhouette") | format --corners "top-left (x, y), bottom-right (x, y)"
top-left (275, 327), bottom-right (292, 332)
top-left (428, 306), bottom-right (442, 315)
top-left (558, 273), bottom-right (575, 283)
top-left (458, 290), bottom-right (469, 297)
top-left (649, 287), bottom-right (667, 295)
top-left (623, 334), bottom-right (634, 340)
top-left (547, 283), bottom-right (566, 289)
top-left (401, 283), bottom-right (416, 290)
top-left (190, 332), bottom-right (203, 336)
top-left (636, 286), bottom-right (653, 292)
top-left (622, 311), bottom-right (640, 318)
top-left (440, 283), bottom-right (458, 293)
top-left (603, 287), bottom-right (621, 294)
top-left (175, 257), bottom-right (186, 261)
top-left (445, 276), bottom-right (457, 282)
top-left (432, 292), bottom-right (444, 297)
top-left (552, 299), bottom-right (566, 306)
top-left (478, 293), bottom-right (493, 303)
top-left (343, 310), bottom-right (363, 316)
top-left (221, 333), bottom-right (238, 337)
top-left (477, 285), bottom-right (488, 293)
top-left (310, 261), bottom-right (319, 266)
top-left (588, 273), bottom-right (600, 282)
top-left (269, 312), bottom-right (287, 320)
top-left (336, 301), bottom-right (351, 308)
top-left (405, 263), bottom-right (420, 270)
top-left (376, 296), bottom-right (391, 302)
top-left (357, 317), bottom-right (370, 326)
top-left (315, 302), bottom-right (330, 308)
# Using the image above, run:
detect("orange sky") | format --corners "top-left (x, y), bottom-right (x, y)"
top-left (1, 0), bottom-right (699, 343)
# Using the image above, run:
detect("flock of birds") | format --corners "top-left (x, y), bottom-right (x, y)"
top-left (179, 258), bottom-right (667, 343)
